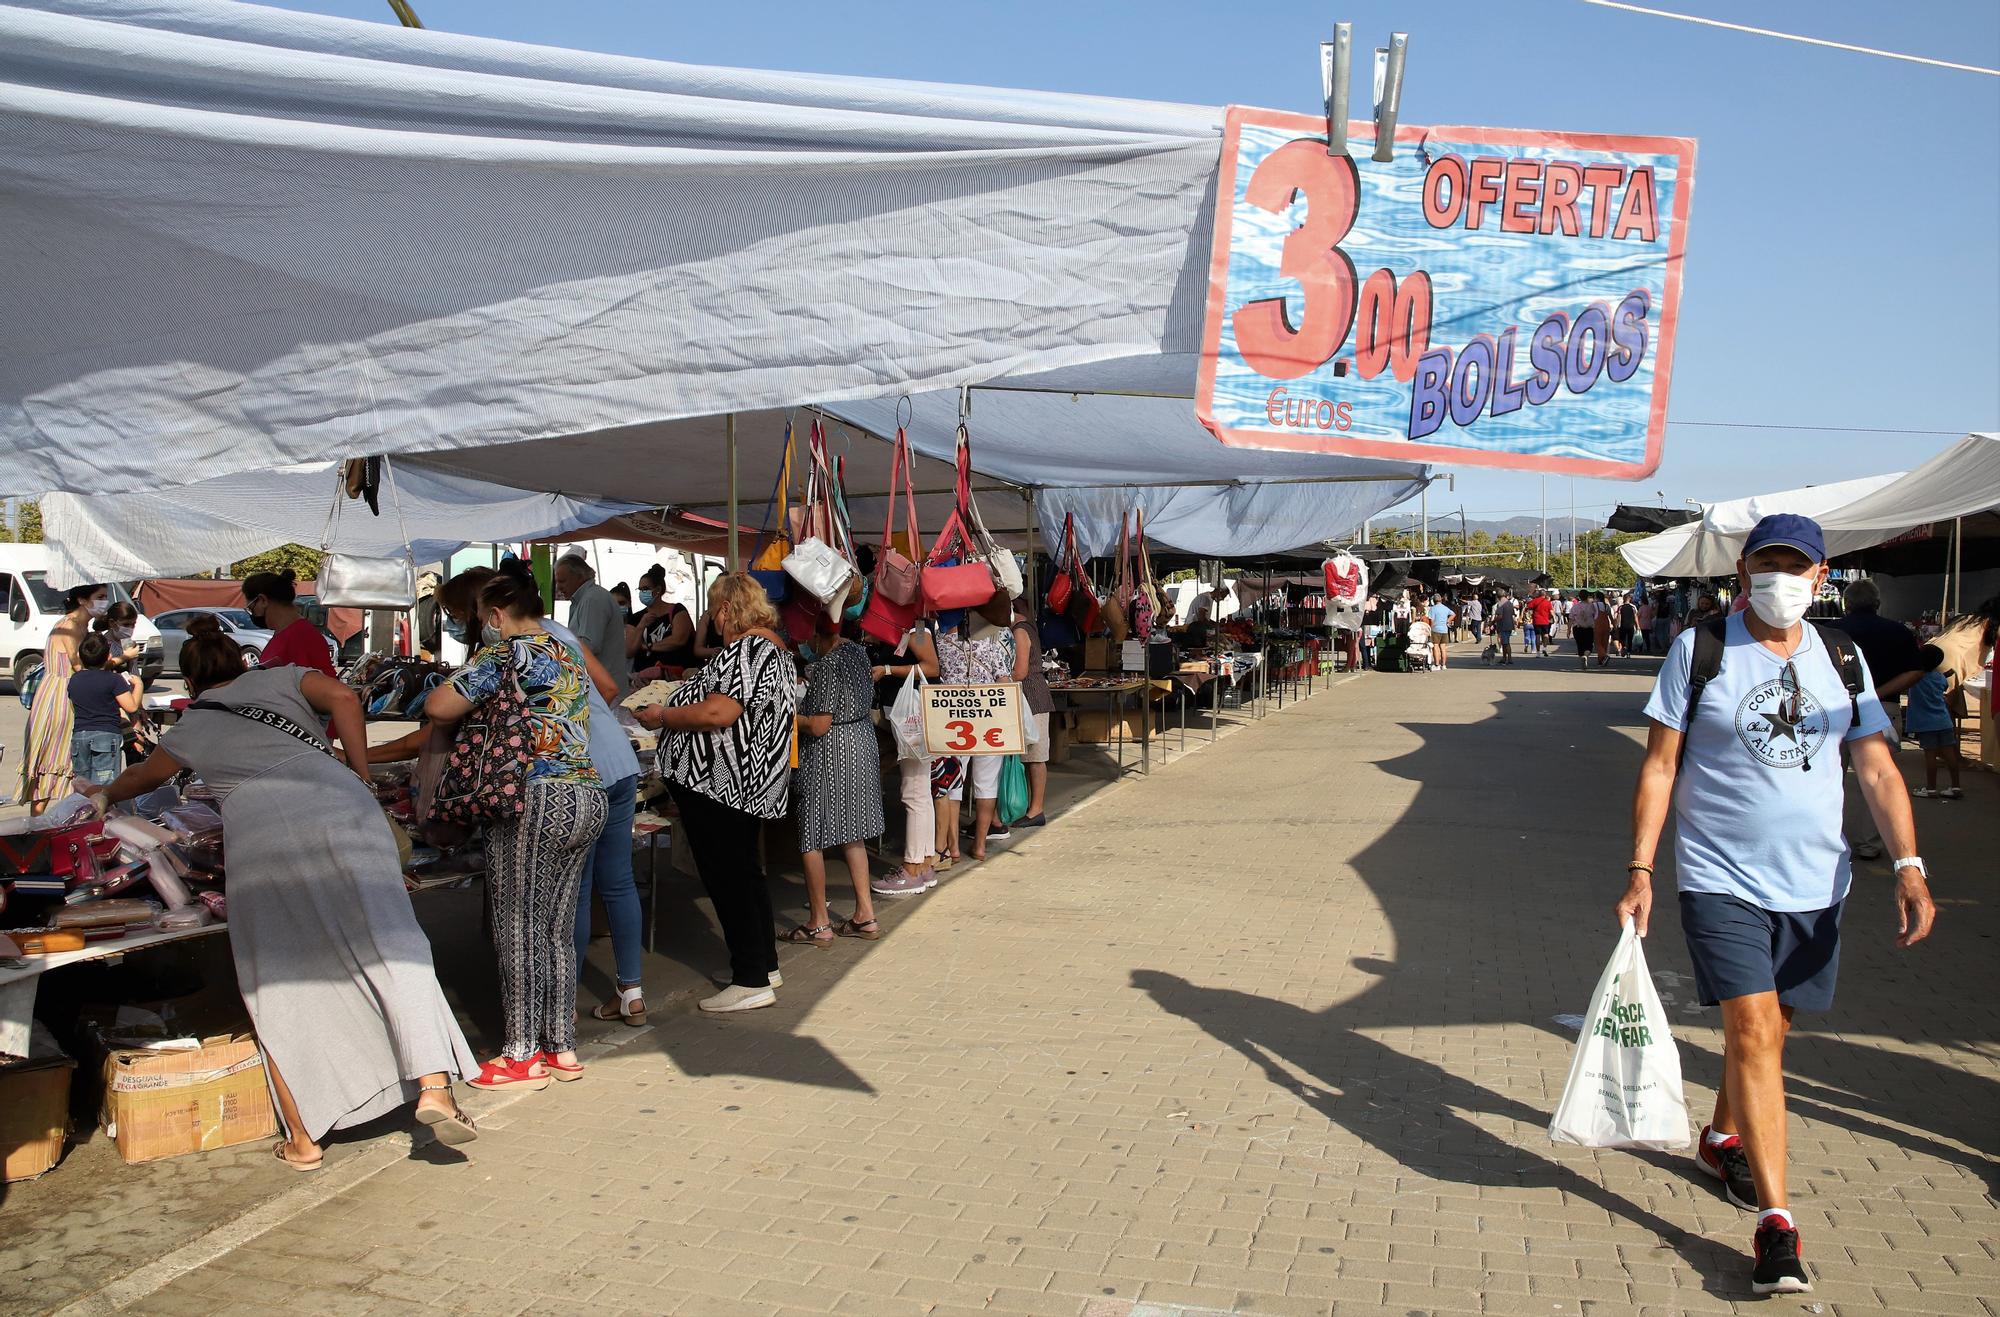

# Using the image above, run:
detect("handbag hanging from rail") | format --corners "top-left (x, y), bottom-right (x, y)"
top-left (921, 442), bottom-right (997, 614)
top-left (1055, 513), bottom-right (1103, 636)
top-left (782, 419), bottom-right (859, 612)
top-left (317, 457), bottom-right (419, 609)
top-left (1131, 508), bottom-right (1161, 640)
top-left (861, 427), bottom-right (926, 646)
top-left (958, 424), bottom-right (1023, 600)
top-left (747, 422), bottom-right (796, 602)
top-left (1102, 513), bottom-right (1131, 644)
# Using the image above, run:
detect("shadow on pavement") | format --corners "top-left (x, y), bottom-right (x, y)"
top-left (1133, 658), bottom-right (1998, 1293)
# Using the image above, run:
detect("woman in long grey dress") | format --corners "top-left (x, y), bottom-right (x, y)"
top-left (84, 633), bottom-right (478, 1170)
top-left (783, 617), bottom-right (884, 946)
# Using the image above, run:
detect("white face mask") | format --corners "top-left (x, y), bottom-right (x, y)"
top-left (481, 622), bottom-right (503, 646)
top-left (87, 598), bottom-right (110, 617)
top-left (1747, 571), bottom-right (1817, 629)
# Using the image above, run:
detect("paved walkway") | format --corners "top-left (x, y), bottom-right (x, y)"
top-left (44, 654), bottom-right (2000, 1315)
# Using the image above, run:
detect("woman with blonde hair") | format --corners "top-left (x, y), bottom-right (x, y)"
top-left (636, 573), bottom-right (802, 1013)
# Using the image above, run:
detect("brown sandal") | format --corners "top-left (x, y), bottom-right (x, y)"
top-left (784, 923), bottom-right (835, 945)
top-left (273, 1141), bottom-right (323, 1172)
top-left (836, 917), bottom-right (881, 941)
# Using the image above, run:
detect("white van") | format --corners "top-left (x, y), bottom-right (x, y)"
top-left (0, 545), bottom-right (164, 687)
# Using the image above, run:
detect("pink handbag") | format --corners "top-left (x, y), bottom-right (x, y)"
top-left (875, 428), bottom-right (923, 606)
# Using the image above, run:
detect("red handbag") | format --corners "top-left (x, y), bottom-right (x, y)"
top-left (1045, 511), bottom-right (1077, 613)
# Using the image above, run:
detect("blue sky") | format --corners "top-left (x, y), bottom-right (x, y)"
top-left (268, 0), bottom-right (1999, 527)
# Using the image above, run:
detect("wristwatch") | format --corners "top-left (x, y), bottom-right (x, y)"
top-left (1891, 856), bottom-right (1927, 878)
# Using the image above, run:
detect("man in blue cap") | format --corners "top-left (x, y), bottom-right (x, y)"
top-left (1615, 513), bottom-right (1935, 1296)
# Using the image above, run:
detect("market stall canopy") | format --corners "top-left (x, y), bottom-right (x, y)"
top-left (406, 389), bottom-right (1432, 562)
top-left (38, 461), bottom-right (644, 588)
top-left (1620, 433), bottom-right (2000, 579)
top-left (0, 0), bottom-right (1225, 500)
top-left (1605, 505), bottom-right (1698, 534)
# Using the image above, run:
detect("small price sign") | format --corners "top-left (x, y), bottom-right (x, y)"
top-left (923, 683), bottom-right (1024, 756)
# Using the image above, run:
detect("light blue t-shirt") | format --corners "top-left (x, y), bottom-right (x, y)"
top-left (1426, 603), bottom-right (1453, 632)
top-left (1902, 670), bottom-right (1951, 734)
top-left (541, 618), bottom-right (642, 786)
top-left (1643, 614), bottom-right (1891, 912)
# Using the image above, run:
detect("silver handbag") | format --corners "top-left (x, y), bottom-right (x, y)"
top-left (317, 458), bottom-right (418, 609)
top-left (317, 553), bottom-right (416, 609)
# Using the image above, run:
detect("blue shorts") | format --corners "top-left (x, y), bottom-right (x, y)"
top-left (1912, 728), bottom-right (1953, 750)
top-left (1679, 891), bottom-right (1843, 1012)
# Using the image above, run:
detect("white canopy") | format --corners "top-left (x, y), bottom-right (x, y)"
top-left (0, 0), bottom-right (1429, 555)
top-left (1620, 433), bottom-right (2000, 578)
top-left (0, 0), bottom-right (1220, 498)
top-left (39, 461), bottom-right (645, 588)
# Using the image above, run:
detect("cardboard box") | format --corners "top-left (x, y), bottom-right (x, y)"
top-left (0, 1024), bottom-right (74, 1182)
top-left (101, 1033), bottom-right (277, 1164)
top-left (1070, 709), bottom-right (1147, 744)
top-left (1083, 638), bottom-right (1113, 671)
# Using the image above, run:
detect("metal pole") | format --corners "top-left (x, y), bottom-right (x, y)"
top-left (1570, 478), bottom-right (1578, 589)
top-left (1023, 489), bottom-right (1038, 600)
top-left (1421, 482), bottom-right (1429, 553)
top-left (1953, 516), bottom-right (1963, 615)
top-left (725, 412), bottom-right (739, 571)
top-left (1540, 475), bottom-right (1548, 576)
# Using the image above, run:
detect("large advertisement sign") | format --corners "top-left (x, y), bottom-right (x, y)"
top-left (1197, 108), bottom-right (1695, 478)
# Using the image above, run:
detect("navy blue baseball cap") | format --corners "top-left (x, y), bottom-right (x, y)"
top-left (1742, 513), bottom-right (1826, 563)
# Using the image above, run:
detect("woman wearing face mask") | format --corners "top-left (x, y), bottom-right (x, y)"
top-left (18, 583), bottom-right (107, 814)
top-left (242, 568), bottom-right (334, 678)
top-left (633, 573), bottom-right (802, 1013)
top-left (422, 568), bottom-right (608, 1088)
top-left (433, 565), bottom-right (651, 1026)
top-left (628, 564), bottom-right (697, 679)
top-left (95, 601), bottom-right (145, 676)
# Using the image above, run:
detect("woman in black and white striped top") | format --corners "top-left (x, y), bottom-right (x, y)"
top-left (636, 574), bottom-right (802, 1014)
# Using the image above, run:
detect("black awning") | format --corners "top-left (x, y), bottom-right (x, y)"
top-left (1606, 505), bottom-right (1698, 534)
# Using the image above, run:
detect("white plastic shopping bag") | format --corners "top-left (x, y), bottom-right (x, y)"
top-left (1548, 919), bottom-right (1691, 1150)
top-left (889, 668), bottom-right (928, 760)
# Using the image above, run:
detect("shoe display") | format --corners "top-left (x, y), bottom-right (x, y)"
top-left (1751, 1222), bottom-right (1811, 1295)
top-left (700, 984), bottom-right (777, 1013)
top-left (1694, 1126), bottom-right (1757, 1211)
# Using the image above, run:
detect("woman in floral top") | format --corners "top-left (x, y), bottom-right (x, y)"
top-left (425, 565), bottom-right (606, 1091)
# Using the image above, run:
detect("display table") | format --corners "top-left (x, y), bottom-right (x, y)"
top-left (1048, 679), bottom-right (1152, 776)
top-left (0, 924), bottom-right (228, 1057)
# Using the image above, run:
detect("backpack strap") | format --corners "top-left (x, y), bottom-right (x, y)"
top-left (1676, 616), bottom-right (1729, 771)
top-left (1810, 621), bottom-right (1865, 729)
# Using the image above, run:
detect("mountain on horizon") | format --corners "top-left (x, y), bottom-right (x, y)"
top-left (1373, 513), bottom-right (1595, 539)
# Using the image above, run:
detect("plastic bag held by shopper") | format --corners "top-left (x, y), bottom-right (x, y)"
top-left (1549, 920), bottom-right (1690, 1150)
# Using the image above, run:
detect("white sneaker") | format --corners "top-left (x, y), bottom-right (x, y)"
top-left (699, 984), bottom-right (776, 1013)
top-left (768, 971), bottom-right (782, 987)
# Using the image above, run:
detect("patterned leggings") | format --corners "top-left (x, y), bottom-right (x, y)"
top-left (487, 778), bottom-right (608, 1061)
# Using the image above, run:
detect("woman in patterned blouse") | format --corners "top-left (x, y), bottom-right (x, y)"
top-left (424, 566), bottom-right (607, 1090)
top-left (635, 573), bottom-right (803, 1014)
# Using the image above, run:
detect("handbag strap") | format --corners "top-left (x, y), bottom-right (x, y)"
top-left (186, 700), bottom-right (333, 755)
top-left (1117, 512), bottom-right (1132, 592)
top-left (1136, 508), bottom-right (1153, 585)
top-left (748, 421), bottom-right (796, 565)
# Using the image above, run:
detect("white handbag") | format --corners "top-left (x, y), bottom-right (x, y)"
top-left (782, 537), bottom-right (856, 613)
top-left (959, 424), bottom-right (1023, 599)
top-left (317, 458), bottom-right (419, 610)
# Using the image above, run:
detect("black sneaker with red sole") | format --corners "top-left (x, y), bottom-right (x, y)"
top-left (1695, 1125), bottom-right (1758, 1211)
top-left (1752, 1222), bottom-right (1812, 1294)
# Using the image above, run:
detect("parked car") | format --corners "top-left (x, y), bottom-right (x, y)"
top-left (152, 608), bottom-right (274, 675)
top-left (0, 545), bottom-right (164, 686)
